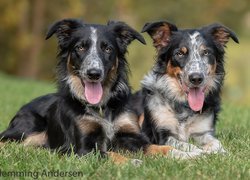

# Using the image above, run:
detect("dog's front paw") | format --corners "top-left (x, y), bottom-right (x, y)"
top-left (203, 148), bottom-right (227, 154)
top-left (169, 149), bottom-right (203, 159)
top-left (202, 141), bottom-right (227, 154)
top-left (165, 137), bottom-right (203, 152)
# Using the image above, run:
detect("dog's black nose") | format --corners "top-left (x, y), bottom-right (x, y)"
top-left (87, 69), bottom-right (102, 80)
top-left (189, 73), bottom-right (204, 86)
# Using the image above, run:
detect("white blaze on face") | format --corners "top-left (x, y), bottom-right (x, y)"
top-left (83, 27), bottom-right (104, 105)
top-left (83, 27), bottom-right (103, 71)
top-left (190, 32), bottom-right (201, 47)
top-left (188, 31), bottom-right (204, 73)
top-left (184, 32), bottom-right (207, 112)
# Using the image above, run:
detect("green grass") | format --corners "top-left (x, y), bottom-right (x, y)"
top-left (0, 73), bottom-right (249, 180)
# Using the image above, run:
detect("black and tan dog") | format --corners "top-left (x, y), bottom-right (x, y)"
top-left (137, 21), bottom-right (238, 155)
top-left (0, 19), bottom-right (179, 163)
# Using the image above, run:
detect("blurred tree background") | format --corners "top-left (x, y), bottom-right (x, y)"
top-left (0, 0), bottom-right (249, 106)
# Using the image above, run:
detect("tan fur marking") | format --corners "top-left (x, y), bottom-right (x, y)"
top-left (200, 44), bottom-right (206, 50)
top-left (180, 47), bottom-right (188, 54)
top-left (138, 113), bottom-right (144, 128)
top-left (118, 124), bottom-right (138, 134)
top-left (205, 60), bottom-right (218, 94)
top-left (111, 58), bottom-right (119, 71)
top-left (165, 62), bottom-right (186, 99)
top-left (77, 117), bottom-right (102, 134)
top-left (208, 60), bottom-right (217, 75)
top-left (167, 61), bottom-right (182, 78)
top-left (152, 23), bottom-right (171, 50)
top-left (22, 132), bottom-right (47, 147)
top-left (149, 101), bottom-right (178, 134)
top-left (114, 112), bottom-right (140, 134)
top-left (214, 28), bottom-right (230, 46)
top-left (107, 151), bottom-right (129, 165)
top-left (67, 54), bottom-right (75, 74)
top-left (104, 58), bottom-right (118, 86)
top-left (144, 145), bottom-right (173, 155)
top-left (67, 74), bottom-right (85, 100)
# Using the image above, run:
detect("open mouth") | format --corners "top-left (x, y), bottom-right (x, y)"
top-left (83, 80), bottom-right (103, 105)
top-left (178, 76), bottom-right (205, 112)
top-left (187, 87), bottom-right (205, 112)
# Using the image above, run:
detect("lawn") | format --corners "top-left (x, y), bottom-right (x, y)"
top-left (0, 73), bottom-right (249, 180)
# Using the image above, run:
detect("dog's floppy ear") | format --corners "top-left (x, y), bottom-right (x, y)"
top-left (204, 23), bottom-right (239, 47)
top-left (108, 20), bottom-right (146, 50)
top-left (141, 21), bottom-right (178, 51)
top-left (45, 19), bottom-right (83, 46)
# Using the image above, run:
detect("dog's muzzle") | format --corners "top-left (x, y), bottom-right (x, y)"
top-left (80, 56), bottom-right (104, 105)
top-left (185, 59), bottom-right (207, 87)
top-left (182, 60), bottom-right (208, 112)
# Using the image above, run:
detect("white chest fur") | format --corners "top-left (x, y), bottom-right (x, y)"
top-left (177, 113), bottom-right (214, 141)
top-left (148, 94), bottom-right (214, 142)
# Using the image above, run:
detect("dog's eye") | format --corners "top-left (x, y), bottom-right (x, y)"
top-left (176, 51), bottom-right (184, 58)
top-left (78, 46), bottom-right (85, 52)
top-left (203, 49), bottom-right (209, 56)
top-left (105, 47), bottom-right (112, 54)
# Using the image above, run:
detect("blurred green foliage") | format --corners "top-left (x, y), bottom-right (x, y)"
top-left (0, 0), bottom-right (249, 105)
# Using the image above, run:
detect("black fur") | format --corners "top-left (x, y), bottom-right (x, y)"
top-left (0, 94), bottom-right (57, 141)
top-left (0, 19), bottom-right (149, 156)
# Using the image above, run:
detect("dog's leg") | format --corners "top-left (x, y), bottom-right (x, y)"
top-left (106, 152), bottom-right (142, 166)
top-left (0, 133), bottom-right (47, 148)
top-left (113, 131), bottom-right (201, 160)
top-left (168, 149), bottom-right (204, 159)
top-left (166, 136), bottom-right (203, 153)
top-left (144, 144), bottom-right (173, 155)
top-left (76, 118), bottom-right (141, 166)
top-left (113, 132), bottom-right (197, 160)
top-left (22, 132), bottom-right (47, 147)
top-left (144, 144), bottom-right (202, 159)
top-left (193, 133), bottom-right (226, 153)
top-left (113, 112), bottom-right (200, 161)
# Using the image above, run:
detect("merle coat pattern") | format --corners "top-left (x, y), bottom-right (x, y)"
top-left (139, 21), bottom-right (239, 154)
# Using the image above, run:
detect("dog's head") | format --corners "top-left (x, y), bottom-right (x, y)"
top-left (46, 19), bottom-right (145, 105)
top-left (142, 21), bottom-right (238, 112)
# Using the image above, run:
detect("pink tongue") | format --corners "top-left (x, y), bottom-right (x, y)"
top-left (187, 88), bottom-right (205, 111)
top-left (84, 81), bottom-right (103, 105)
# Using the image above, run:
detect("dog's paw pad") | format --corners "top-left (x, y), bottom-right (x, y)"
top-left (130, 159), bottom-right (143, 166)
